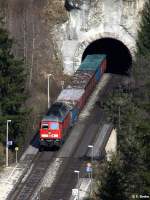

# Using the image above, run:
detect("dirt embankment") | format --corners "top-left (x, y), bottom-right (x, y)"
top-left (0, 0), bottom-right (68, 151)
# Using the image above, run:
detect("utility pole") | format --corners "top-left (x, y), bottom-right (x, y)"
top-left (6, 120), bottom-right (11, 167)
top-left (74, 170), bottom-right (80, 200)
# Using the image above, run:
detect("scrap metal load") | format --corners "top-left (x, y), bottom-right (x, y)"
top-left (39, 54), bottom-right (107, 150)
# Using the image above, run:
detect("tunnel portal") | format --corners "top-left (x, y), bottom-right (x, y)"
top-left (82, 38), bottom-right (132, 74)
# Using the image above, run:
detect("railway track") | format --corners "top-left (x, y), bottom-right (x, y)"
top-left (33, 118), bottom-right (104, 199)
top-left (8, 151), bottom-right (57, 200)
top-left (38, 76), bottom-right (114, 199)
top-left (39, 106), bottom-right (105, 199)
top-left (37, 74), bottom-right (127, 200)
top-left (7, 74), bottom-right (127, 200)
top-left (41, 157), bottom-right (83, 200)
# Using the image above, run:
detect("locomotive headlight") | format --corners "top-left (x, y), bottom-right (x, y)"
top-left (53, 134), bottom-right (58, 138)
top-left (42, 134), bottom-right (48, 138)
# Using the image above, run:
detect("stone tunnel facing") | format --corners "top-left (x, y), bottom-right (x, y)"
top-left (82, 38), bottom-right (132, 74)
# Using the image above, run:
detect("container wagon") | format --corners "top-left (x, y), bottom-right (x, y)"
top-left (39, 54), bottom-right (106, 150)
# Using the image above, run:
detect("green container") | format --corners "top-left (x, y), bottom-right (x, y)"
top-left (79, 54), bottom-right (106, 71)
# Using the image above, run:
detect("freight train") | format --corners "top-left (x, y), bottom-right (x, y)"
top-left (39, 54), bottom-right (107, 150)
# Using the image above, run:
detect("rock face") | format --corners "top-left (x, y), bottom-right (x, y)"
top-left (1, 0), bottom-right (146, 76)
top-left (53, 0), bottom-right (145, 74)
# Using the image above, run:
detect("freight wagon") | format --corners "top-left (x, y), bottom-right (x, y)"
top-left (39, 54), bottom-right (107, 150)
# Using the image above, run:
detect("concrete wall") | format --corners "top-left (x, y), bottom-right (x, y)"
top-left (105, 128), bottom-right (117, 161)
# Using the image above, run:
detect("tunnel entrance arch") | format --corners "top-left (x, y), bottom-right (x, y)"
top-left (73, 32), bottom-right (134, 75)
top-left (82, 38), bottom-right (132, 74)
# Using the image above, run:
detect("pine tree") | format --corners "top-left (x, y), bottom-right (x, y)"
top-left (137, 0), bottom-right (150, 56)
top-left (100, 79), bottom-right (150, 196)
top-left (96, 156), bottom-right (128, 200)
top-left (0, 19), bottom-right (28, 158)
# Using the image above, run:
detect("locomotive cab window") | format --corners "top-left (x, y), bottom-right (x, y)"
top-left (42, 124), bottom-right (49, 130)
top-left (50, 122), bottom-right (59, 130)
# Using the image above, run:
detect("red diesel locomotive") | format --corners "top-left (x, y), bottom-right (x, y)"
top-left (39, 54), bottom-right (107, 150)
